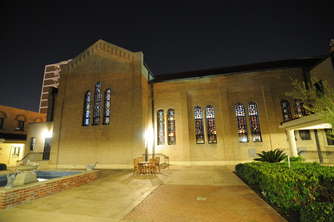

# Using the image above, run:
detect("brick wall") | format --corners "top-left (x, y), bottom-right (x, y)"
top-left (0, 170), bottom-right (98, 209)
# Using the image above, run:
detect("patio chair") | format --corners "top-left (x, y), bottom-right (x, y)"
top-left (155, 157), bottom-right (161, 173)
top-left (133, 158), bottom-right (140, 174)
top-left (148, 158), bottom-right (157, 174)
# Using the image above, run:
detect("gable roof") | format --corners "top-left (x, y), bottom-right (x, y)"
top-left (151, 56), bottom-right (325, 83)
top-left (62, 39), bottom-right (138, 73)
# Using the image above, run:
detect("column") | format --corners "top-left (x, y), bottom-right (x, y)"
top-left (286, 129), bottom-right (298, 157)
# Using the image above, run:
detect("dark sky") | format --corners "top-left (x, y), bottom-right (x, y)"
top-left (1, 1), bottom-right (333, 112)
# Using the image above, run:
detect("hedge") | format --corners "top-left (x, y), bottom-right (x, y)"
top-left (235, 162), bottom-right (334, 221)
top-left (300, 202), bottom-right (334, 222)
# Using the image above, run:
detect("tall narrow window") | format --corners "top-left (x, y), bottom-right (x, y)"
top-left (194, 106), bottom-right (205, 144)
top-left (248, 102), bottom-right (262, 142)
top-left (30, 137), bottom-right (36, 151)
top-left (82, 91), bottom-right (91, 126)
top-left (294, 99), bottom-right (306, 118)
top-left (167, 109), bottom-right (176, 145)
top-left (235, 103), bottom-right (248, 143)
top-left (103, 88), bottom-right (111, 125)
top-left (157, 109), bottom-right (165, 145)
top-left (280, 100), bottom-right (292, 122)
top-left (205, 105), bottom-right (217, 144)
top-left (93, 82), bottom-right (102, 125)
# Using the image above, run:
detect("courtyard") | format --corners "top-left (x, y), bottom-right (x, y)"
top-left (0, 166), bottom-right (285, 222)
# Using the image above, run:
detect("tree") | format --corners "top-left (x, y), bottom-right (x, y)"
top-left (286, 78), bottom-right (334, 139)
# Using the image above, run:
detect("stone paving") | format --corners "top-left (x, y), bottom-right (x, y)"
top-left (0, 166), bottom-right (286, 222)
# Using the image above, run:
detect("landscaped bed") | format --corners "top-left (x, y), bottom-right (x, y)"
top-left (235, 162), bottom-right (334, 222)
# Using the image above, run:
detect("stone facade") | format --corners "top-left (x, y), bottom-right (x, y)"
top-left (30, 40), bottom-right (334, 168)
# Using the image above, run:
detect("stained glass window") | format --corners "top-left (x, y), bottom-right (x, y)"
top-left (294, 99), bottom-right (306, 118)
top-left (157, 109), bottom-right (165, 145)
top-left (194, 106), bottom-right (205, 144)
top-left (93, 82), bottom-right (102, 125)
top-left (248, 102), bottom-right (262, 142)
top-left (235, 103), bottom-right (248, 143)
top-left (103, 88), bottom-right (111, 125)
top-left (205, 105), bottom-right (217, 144)
top-left (280, 100), bottom-right (292, 122)
top-left (167, 109), bottom-right (176, 145)
top-left (82, 91), bottom-right (91, 126)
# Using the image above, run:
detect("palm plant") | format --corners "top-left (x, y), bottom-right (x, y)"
top-left (254, 149), bottom-right (287, 163)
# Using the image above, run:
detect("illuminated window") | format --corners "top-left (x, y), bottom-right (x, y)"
top-left (157, 109), bottom-right (165, 145)
top-left (248, 102), bottom-right (262, 142)
top-left (167, 109), bottom-right (176, 145)
top-left (82, 91), bottom-right (91, 126)
top-left (280, 100), bottom-right (292, 122)
top-left (30, 137), bottom-right (36, 151)
top-left (235, 103), bottom-right (248, 143)
top-left (299, 130), bottom-right (311, 140)
top-left (103, 88), bottom-right (111, 125)
top-left (205, 105), bottom-right (217, 144)
top-left (93, 82), bottom-right (102, 125)
top-left (294, 99), bottom-right (306, 118)
top-left (194, 106), bottom-right (205, 144)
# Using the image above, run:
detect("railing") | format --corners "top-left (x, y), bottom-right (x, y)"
top-left (18, 152), bottom-right (44, 165)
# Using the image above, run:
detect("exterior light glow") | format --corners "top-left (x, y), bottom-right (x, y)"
top-left (42, 129), bottom-right (53, 138)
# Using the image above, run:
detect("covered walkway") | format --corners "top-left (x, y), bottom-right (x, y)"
top-left (280, 114), bottom-right (333, 163)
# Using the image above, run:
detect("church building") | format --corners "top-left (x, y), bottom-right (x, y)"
top-left (26, 39), bottom-right (334, 168)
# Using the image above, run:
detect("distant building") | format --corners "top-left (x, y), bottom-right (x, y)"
top-left (0, 105), bottom-right (46, 166)
top-left (39, 60), bottom-right (71, 113)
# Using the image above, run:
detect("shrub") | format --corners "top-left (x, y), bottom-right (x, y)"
top-left (235, 162), bottom-right (334, 220)
top-left (254, 149), bottom-right (287, 163)
top-left (300, 202), bottom-right (334, 222)
top-left (286, 156), bottom-right (305, 162)
top-left (0, 163), bottom-right (7, 170)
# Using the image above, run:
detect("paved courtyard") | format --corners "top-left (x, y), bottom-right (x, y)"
top-left (0, 166), bottom-right (286, 222)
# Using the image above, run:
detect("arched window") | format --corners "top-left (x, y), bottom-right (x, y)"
top-left (15, 115), bottom-right (26, 131)
top-left (0, 111), bottom-right (6, 129)
top-left (194, 106), bottom-right (205, 144)
top-left (103, 88), bottom-right (111, 125)
top-left (93, 82), bottom-right (102, 125)
top-left (280, 100), bottom-right (292, 122)
top-left (294, 99), bottom-right (306, 118)
top-left (235, 103), bottom-right (248, 143)
top-left (205, 105), bottom-right (217, 144)
top-left (248, 102), bottom-right (262, 142)
top-left (157, 109), bottom-right (165, 145)
top-left (167, 109), bottom-right (176, 145)
top-left (82, 91), bottom-right (91, 126)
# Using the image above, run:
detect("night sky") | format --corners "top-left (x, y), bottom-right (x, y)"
top-left (1, 1), bottom-right (333, 112)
